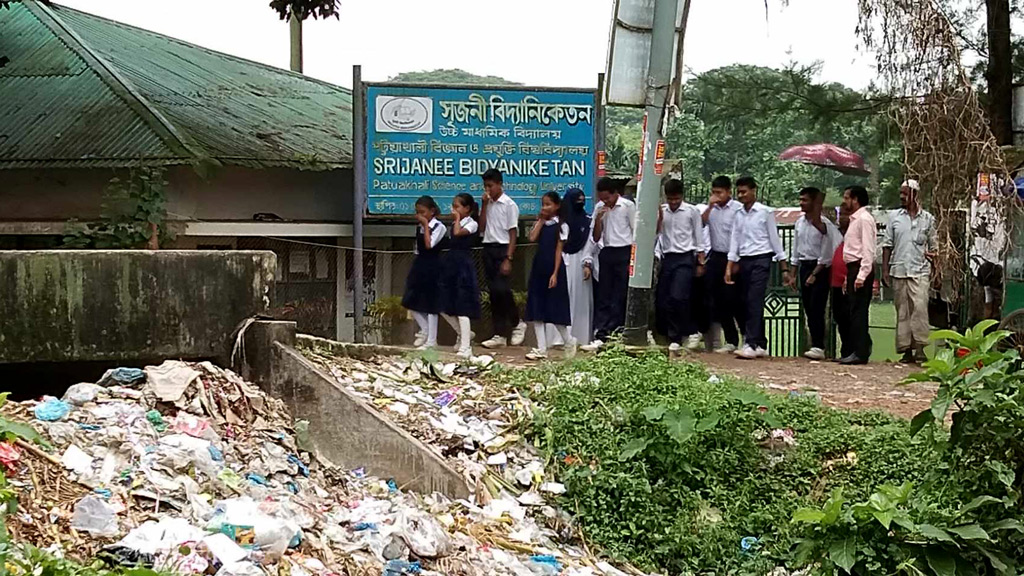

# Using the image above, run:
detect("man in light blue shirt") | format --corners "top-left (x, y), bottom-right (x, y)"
top-left (725, 176), bottom-right (790, 359)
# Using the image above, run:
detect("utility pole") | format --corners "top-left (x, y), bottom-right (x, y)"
top-left (289, 13), bottom-right (303, 73)
top-left (623, 0), bottom-right (679, 345)
top-left (352, 65), bottom-right (366, 342)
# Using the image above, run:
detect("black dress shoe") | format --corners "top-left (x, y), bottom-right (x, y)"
top-left (899, 350), bottom-right (916, 364)
top-left (839, 354), bottom-right (867, 365)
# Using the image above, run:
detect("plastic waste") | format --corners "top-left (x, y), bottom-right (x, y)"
top-left (397, 509), bottom-right (452, 558)
top-left (216, 561), bottom-right (264, 576)
top-left (741, 536), bottom-right (759, 555)
top-left (61, 444), bottom-right (94, 477)
top-left (0, 442), bottom-right (21, 475)
top-left (98, 367), bottom-right (146, 387)
top-left (383, 560), bottom-right (422, 575)
top-left (34, 397), bottom-right (71, 421)
top-left (146, 410), bottom-right (167, 432)
top-left (433, 390), bottom-right (457, 407)
top-left (145, 361), bottom-right (201, 403)
top-left (63, 383), bottom-right (104, 406)
top-left (173, 414), bottom-right (212, 438)
top-left (203, 533), bottom-right (249, 565)
top-left (294, 420), bottom-right (313, 453)
top-left (530, 555), bottom-right (562, 575)
top-left (287, 454), bottom-right (309, 477)
top-left (71, 495), bottom-right (119, 536)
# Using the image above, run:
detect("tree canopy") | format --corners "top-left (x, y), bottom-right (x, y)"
top-left (607, 64), bottom-right (904, 208)
top-left (388, 69), bottom-right (521, 86)
top-left (268, 0), bottom-right (340, 20)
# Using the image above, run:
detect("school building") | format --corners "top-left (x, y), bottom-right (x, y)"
top-left (0, 1), bottom-right (426, 341)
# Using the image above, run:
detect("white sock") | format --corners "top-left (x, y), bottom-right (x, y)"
top-left (412, 311), bottom-right (428, 335)
top-left (552, 324), bottom-right (571, 343)
top-left (427, 314), bottom-right (439, 346)
top-left (459, 316), bottom-right (472, 350)
top-left (533, 322), bottom-right (547, 352)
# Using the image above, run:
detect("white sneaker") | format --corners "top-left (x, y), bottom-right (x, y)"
top-left (510, 322), bottom-right (528, 346)
top-left (456, 347), bottom-right (473, 359)
top-left (756, 347), bottom-right (769, 358)
top-left (525, 348), bottom-right (548, 361)
top-left (416, 343), bottom-right (435, 351)
top-left (715, 344), bottom-right (737, 354)
top-left (735, 345), bottom-right (758, 359)
top-left (580, 339), bottom-right (604, 352)
top-left (481, 336), bottom-right (507, 349)
top-left (685, 334), bottom-right (703, 351)
top-left (564, 338), bottom-right (578, 359)
top-left (803, 347), bottom-right (826, 361)
top-left (413, 331), bottom-right (427, 347)
top-left (668, 342), bottom-right (682, 353)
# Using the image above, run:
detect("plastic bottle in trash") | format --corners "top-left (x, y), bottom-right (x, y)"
top-left (382, 560), bottom-right (421, 575)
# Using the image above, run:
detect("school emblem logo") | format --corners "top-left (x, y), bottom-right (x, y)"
top-left (376, 96), bottom-right (433, 134)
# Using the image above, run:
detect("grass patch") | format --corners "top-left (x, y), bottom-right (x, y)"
top-left (500, 349), bottom-right (936, 574)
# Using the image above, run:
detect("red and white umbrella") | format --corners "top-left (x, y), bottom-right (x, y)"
top-left (778, 143), bottom-right (871, 177)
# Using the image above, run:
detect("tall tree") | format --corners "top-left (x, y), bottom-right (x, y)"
top-left (268, 0), bottom-right (340, 20)
top-left (985, 0), bottom-right (1013, 144)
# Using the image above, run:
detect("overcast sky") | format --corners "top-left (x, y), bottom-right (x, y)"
top-left (58, 0), bottom-right (877, 90)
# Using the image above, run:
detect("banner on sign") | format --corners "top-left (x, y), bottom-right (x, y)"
top-left (654, 140), bottom-right (666, 175)
top-left (366, 84), bottom-right (597, 215)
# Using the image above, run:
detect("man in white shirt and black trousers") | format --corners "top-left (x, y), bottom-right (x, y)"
top-left (787, 187), bottom-right (841, 361)
top-left (656, 179), bottom-right (706, 353)
top-left (479, 169), bottom-right (528, 349)
top-left (725, 176), bottom-right (790, 359)
top-left (583, 177), bottom-right (636, 350)
top-left (703, 176), bottom-right (745, 353)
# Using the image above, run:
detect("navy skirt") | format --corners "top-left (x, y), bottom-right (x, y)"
top-left (524, 257), bottom-right (571, 326)
top-left (439, 250), bottom-right (481, 319)
top-left (402, 253), bottom-right (442, 314)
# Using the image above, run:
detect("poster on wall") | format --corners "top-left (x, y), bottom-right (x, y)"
top-left (366, 85), bottom-right (597, 216)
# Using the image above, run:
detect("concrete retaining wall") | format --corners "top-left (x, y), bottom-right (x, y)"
top-left (0, 250), bottom-right (276, 364)
top-left (241, 322), bottom-right (469, 499)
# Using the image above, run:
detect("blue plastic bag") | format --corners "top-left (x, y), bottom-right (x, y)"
top-left (34, 397), bottom-right (71, 421)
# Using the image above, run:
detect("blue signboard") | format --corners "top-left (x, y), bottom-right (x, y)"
top-left (366, 85), bottom-right (596, 216)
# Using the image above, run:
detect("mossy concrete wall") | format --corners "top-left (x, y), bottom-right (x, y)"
top-left (0, 250), bottom-right (276, 364)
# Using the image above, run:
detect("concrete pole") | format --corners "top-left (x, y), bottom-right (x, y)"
top-left (289, 13), bottom-right (303, 73)
top-left (352, 65), bottom-right (366, 342)
top-left (623, 0), bottom-right (680, 345)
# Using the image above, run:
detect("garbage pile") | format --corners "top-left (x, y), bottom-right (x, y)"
top-left (2, 359), bottom-right (644, 576)
top-left (302, 352), bottom-right (567, 507)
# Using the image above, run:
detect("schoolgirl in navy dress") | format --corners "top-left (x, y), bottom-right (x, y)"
top-left (439, 193), bottom-right (482, 358)
top-left (402, 196), bottom-right (447, 349)
top-left (524, 192), bottom-right (577, 360)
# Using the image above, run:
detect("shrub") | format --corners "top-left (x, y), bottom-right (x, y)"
top-left (502, 349), bottom-right (935, 574)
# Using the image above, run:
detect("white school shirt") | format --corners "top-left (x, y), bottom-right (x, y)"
top-left (790, 214), bottom-right (840, 267)
top-left (659, 203), bottom-right (703, 254)
top-left (593, 197), bottom-right (636, 248)
top-left (414, 218), bottom-right (446, 255)
top-left (451, 216), bottom-right (479, 236)
top-left (543, 216), bottom-right (570, 240)
top-left (727, 202), bottom-right (787, 263)
top-left (694, 203), bottom-right (712, 255)
top-left (706, 199), bottom-right (743, 254)
top-left (482, 193), bottom-right (520, 245)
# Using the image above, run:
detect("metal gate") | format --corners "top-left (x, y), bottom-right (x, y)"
top-left (766, 224), bottom-right (805, 357)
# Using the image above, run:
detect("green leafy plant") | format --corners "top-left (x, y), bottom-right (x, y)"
top-left (790, 321), bottom-right (1024, 575)
top-left (363, 296), bottom-right (408, 345)
top-left (63, 168), bottom-right (173, 249)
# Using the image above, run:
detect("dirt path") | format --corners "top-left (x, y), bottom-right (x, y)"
top-left (691, 352), bottom-right (936, 420)
top-left (478, 346), bottom-right (937, 420)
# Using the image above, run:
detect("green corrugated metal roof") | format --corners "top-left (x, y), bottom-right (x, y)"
top-left (0, 1), bottom-right (352, 170)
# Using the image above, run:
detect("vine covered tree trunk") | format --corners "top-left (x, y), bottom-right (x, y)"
top-left (985, 0), bottom-right (1013, 145)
